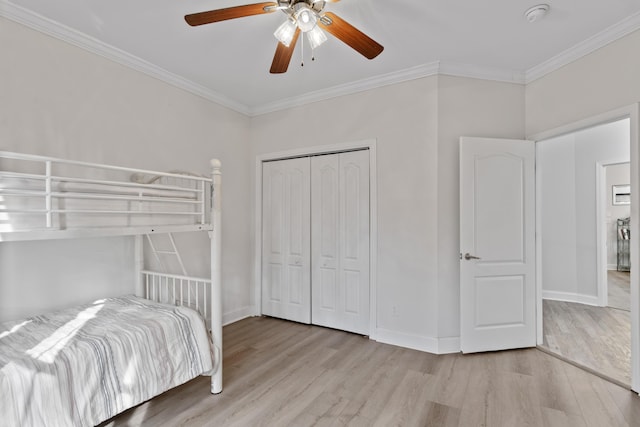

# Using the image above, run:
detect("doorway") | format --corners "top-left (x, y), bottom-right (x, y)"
top-left (533, 107), bottom-right (638, 392)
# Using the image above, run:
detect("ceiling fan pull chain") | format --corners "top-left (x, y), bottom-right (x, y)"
top-left (301, 35), bottom-right (304, 67)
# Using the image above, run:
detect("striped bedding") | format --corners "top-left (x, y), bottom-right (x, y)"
top-left (0, 295), bottom-right (213, 426)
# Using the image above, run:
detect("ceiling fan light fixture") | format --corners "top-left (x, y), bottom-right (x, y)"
top-left (294, 4), bottom-right (318, 32)
top-left (307, 25), bottom-right (327, 49)
top-left (185, 0), bottom-right (384, 74)
top-left (274, 18), bottom-right (297, 46)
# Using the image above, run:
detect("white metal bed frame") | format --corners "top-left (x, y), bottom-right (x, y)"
top-left (0, 151), bottom-right (223, 394)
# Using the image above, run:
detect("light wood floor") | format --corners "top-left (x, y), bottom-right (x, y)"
top-left (542, 299), bottom-right (631, 386)
top-left (102, 316), bottom-right (640, 427)
top-left (608, 270), bottom-right (631, 312)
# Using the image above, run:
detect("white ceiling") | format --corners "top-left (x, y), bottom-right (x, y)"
top-left (3, 0), bottom-right (640, 115)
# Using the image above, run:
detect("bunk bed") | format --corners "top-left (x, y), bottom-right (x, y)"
top-left (0, 151), bottom-right (223, 426)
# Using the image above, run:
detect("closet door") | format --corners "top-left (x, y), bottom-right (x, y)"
top-left (262, 157), bottom-right (311, 323)
top-left (311, 150), bottom-right (370, 334)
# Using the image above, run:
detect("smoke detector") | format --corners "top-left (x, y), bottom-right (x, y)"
top-left (524, 4), bottom-right (550, 23)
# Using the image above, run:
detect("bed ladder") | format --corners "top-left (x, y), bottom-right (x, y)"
top-left (145, 233), bottom-right (188, 276)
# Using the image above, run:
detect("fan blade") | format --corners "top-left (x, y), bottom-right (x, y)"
top-left (270, 28), bottom-right (301, 74)
top-left (185, 2), bottom-right (277, 26)
top-left (319, 12), bottom-right (383, 59)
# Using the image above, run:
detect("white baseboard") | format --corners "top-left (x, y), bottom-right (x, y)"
top-left (437, 336), bottom-right (462, 354)
top-left (222, 305), bottom-right (255, 326)
top-left (542, 290), bottom-right (599, 306)
top-left (373, 328), bottom-right (460, 354)
top-left (608, 264), bottom-right (618, 271)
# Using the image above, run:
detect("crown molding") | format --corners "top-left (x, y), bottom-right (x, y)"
top-left (250, 60), bottom-right (526, 116)
top-left (249, 62), bottom-right (441, 116)
top-left (526, 10), bottom-right (640, 83)
top-left (438, 61), bottom-right (526, 85)
top-left (0, 0), bottom-right (251, 116)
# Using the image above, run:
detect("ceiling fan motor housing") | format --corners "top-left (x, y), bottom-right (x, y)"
top-left (277, 0), bottom-right (326, 13)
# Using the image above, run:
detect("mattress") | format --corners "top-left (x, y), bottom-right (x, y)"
top-left (0, 295), bottom-right (213, 426)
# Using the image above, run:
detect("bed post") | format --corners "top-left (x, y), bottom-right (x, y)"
top-left (134, 235), bottom-right (144, 297)
top-left (210, 159), bottom-right (223, 394)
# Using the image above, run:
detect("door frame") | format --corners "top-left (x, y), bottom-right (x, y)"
top-left (530, 103), bottom-right (639, 392)
top-left (254, 139), bottom-right (378, 337)
top-left (596, 160), bottom-right (631, 307)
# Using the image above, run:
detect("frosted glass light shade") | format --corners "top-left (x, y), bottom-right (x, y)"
top-left (307, 26), bottom-right (327, 50)
top-left (274, 19), bottom-right (297, 47)
top-left (296, 8), bottom-right (317, 32)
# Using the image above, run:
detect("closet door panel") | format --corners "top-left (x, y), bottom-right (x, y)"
top-left (320, 269), bottom-right (337, 310)
top-left (287, 166), bottom-right (308, 307)
top-left (312, 150), bottom-right (370, 334)
top-left (264, 165), bottom-right (285, 306)
top-left (269, 265), bottom-right (283, 302)
top-left (262, 158), bottom-right (311, 323)
top-left (344, 270), bottom-right (361, 313)
top-left (311, 155), bottom-right (340, 326)
top-left (339, 150), bottom-right (370, 334)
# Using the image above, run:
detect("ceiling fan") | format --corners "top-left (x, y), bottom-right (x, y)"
top-left (185, 0), bottom-right (384, 74)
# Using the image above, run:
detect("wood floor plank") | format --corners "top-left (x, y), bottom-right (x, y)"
top-left (422, 401), bottom-right (460, 427)
top-left (608, 270), bottom-right (630, 312)
top-left (457, 352), bottom-right (498, 426)
top-left (604, 380), bottom-right (640, 425)
top-left (102, 316), bottom-right (640, 427)
top-left (347, 348), bottom-right (414, 420)
top-left (372, 369), bottom-right (436, 426)
top-left (459, 351), bottom-right (544, 427)
top-left (562, 361), bottom-right (629, 427)
top-left (428, 353), bottom-right (473, 409)
top-left (541, 407), bottom-right (587, 427)
top-left (532, 349), bottom-right (583, 417)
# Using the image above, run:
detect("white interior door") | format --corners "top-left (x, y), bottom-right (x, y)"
top-left (311, 150), bottom-right (370, 334)
top-left (460, 137), bottom-right (536, 353)
top-left (262, 157), bottom-right (311, 324)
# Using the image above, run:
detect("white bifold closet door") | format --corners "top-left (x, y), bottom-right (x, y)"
top-left (261, 150), bottom-right (370, 333)
top-left (261, 157), bottom-right (311, 324)
top-left (311, 150), bottom-right (370, 335)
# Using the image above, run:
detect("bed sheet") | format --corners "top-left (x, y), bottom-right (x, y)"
top-left (0, 295), bottom-right (213, 426)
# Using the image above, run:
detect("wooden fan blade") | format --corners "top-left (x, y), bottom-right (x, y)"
top-left (319, 12), bottom-right (383, 59)
top-left (270, 28), bottom-right (301, 74)
top-left (185, 2), bottom-right (277, 26)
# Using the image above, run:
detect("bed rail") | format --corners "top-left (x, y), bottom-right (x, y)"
top-left (0, 151), bottom-right (212, 241)
top-left (142, 270), bottom-right (212, 321)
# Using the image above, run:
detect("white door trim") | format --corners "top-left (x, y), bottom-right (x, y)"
top-left (529, 103), bottom-right (640, 393)
top-left (254, 139), bottom-right (378, 338)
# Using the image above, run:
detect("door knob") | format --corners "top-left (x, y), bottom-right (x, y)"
top-left (464, 253), bottom-right (481, 260)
